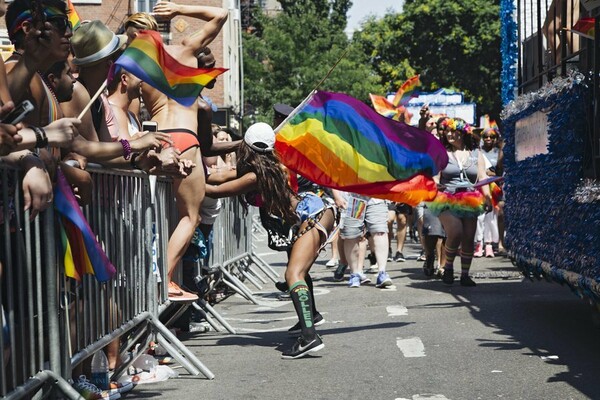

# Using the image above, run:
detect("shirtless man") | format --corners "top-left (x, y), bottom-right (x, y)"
top-left (124, 4), bottom-right (228, 301)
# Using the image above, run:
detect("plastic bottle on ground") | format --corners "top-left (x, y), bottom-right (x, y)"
top-left (90, 350), bottom-right (109, 390)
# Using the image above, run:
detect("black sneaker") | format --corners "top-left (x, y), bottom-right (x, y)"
top-left (393, 251), bottom-right (406, 262)
top-left (423, 258), bottom-right (435, 277)
top-left (333, 264), bottom-right (348, 281)
top-left (460, 275), bottom-right (477, 287)
top-left (275, 281), bottom-right (288, 292)
top-left (287, 313), bottom-right (324, 335)
top-left (442, 268), bottom-right (455, 285)
top-left (387, 248), bottom-right (393, 261)
top-left (281, 335), bottom-right (324, 359)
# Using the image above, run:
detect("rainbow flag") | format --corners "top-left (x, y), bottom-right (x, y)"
top-left (112, 30), bottom-right (228, 106)
top-left (392, 75), bottom-right (421, 106)
top-left (369, 93), bottom-right (406, 121)
top-left (67, 0), bottom-right (81, 31)
top-left (481, 114), bottom-right (499, 130)
top-left (54, 170), bottom-right (116, 282)
top-left (275, 91), bottom-right (448, 206)
top-left (572, 17), bottom-right (595, 39)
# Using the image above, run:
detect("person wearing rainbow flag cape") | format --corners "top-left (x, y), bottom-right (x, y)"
top-left (206, 122), bottom-right (337, 359)
top-left (427, 117), bottom-right (492, 286)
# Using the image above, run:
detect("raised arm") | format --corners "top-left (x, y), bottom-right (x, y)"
top-left (205, 172), bottom-right (257, 198)
top-left (152, 2), bottom-right (228, 57)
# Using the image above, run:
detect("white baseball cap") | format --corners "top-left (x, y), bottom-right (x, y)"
top-left (244, 122), bottom-right (275, 153)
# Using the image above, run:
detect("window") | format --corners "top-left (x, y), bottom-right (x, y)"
top-left (136, 0), bottom-right (158, 13)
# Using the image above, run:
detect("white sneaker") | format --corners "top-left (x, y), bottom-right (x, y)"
top-left (325, 258), bottom-right (339, 268)
top-left (358, 272), bottom-right (371, 284)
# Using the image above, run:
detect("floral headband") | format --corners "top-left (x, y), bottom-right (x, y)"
top-left (439, 118), bottom-right (473, 134)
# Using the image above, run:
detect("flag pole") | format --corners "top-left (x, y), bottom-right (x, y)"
top-left (274, 47), bottom-right (350, 133)
top-left (77, 80), bottom-right (107, 120)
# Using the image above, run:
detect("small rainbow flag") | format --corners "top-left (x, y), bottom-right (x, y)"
top-left (369, 93), bottom-right (405, 121)
top-left (112, 30), bottom-right (228, 106)
top-left (67, 0), bottom-right (81, 31)
top-left (275, 91), bottom-right (448, 206)
top-left (392, 75), bottom-right (421, 106)
top-left (572, 17), bottom-right (595, 40)
top-left (54, 169), bottom-right (116, 282)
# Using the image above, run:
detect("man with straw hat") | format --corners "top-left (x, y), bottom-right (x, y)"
top-left (61, 20), bottom-right (174, 165)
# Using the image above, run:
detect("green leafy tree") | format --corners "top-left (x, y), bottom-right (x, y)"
top-left (353, 0), bottom-right (502, 120)
top-left (243, 0), bottom-right (383, 124)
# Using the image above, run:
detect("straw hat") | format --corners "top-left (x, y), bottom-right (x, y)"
top-left (71, 20), bottom-right (127, 66)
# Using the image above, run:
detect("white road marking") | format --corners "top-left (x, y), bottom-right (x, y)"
top-left (540, 355), bottom-right (559, 361)
top-left (395, 395), bottom-right (450, 400)
top-left (387, 305), bottom-right (408, 316)
top-left (491, 370), bottom-right (502, 373)
top-left (396, 337), bottom-right (426, 358)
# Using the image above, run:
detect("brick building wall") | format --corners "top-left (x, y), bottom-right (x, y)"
top-left (0, 0), bottom-right (241, 114)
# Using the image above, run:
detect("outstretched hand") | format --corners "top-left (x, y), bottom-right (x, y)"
top-left (153, 1), bottom-right (181, 20)
top-left (21, 156), bottom-right (52, 220)
top-left (131, 131), bottom-right (173, 152)
top-left (0, 102), bottom-right (23, 155)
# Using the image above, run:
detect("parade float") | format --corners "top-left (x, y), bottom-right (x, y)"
top-left (500, 0), bottom-right (600, 303)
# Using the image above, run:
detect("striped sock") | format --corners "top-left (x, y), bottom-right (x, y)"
top-left (444, 246), bottom-right (459, 271)
top-left (461, 251), bottom-right (474, 275)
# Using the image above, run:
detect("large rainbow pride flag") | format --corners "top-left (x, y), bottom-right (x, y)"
top-left (275, 91), bottom-right (448, 205)
top-left (54, 170), bottom-right (116, 282)
top-left (112, 30), bottom-right (228, 106)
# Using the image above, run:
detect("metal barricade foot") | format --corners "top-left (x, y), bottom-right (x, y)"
top-left (249, 252), bottom-right (280, 282)
top-left (148, 317), bottom-right (215, 380)
top-left (192, 299), bottom-right (237, 334)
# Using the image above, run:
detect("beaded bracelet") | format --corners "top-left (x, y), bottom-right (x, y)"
top-left (119, 139), bottom-right (132, 160)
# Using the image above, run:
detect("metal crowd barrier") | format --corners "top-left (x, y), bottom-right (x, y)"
top-left (207, 194), bottom-right (279, 299)
top-left (0, 162), bottom-right (280, 399)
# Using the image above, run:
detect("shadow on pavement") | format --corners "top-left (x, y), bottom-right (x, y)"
top-left (408, 278), bottom-right (600, 399)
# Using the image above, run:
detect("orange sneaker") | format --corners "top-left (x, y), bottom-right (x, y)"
top-left (167, 281), bottom-right (183, 295)
top-left (168, 282), bottom-right (198, 302)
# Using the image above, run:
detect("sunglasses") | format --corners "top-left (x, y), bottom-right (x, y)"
top-left (482, 135), bottom-right (496, 139)
top-left (46, 16), bottom-right (72, 35)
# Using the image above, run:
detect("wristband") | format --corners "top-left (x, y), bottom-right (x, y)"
top-left (119, 139), bottom-right (132, 160)
top-left (33, 126), bottom-right (48, 148)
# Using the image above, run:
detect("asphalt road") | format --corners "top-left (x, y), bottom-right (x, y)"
top-left (126, 236), bottom-right (600, 400)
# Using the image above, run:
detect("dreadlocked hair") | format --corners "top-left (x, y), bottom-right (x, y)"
top-left (237, 143), bottom-right (300, 225)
